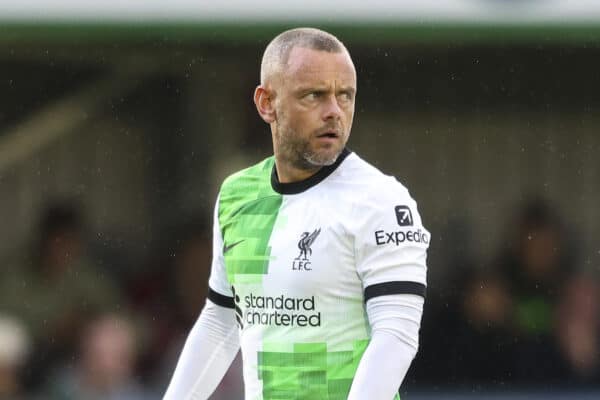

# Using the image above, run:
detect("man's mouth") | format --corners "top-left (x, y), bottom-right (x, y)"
top-left (317, 131), bottom-right (339, 139)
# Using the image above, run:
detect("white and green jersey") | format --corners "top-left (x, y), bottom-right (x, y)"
top-left (208, 149), bottom-right (429, 400)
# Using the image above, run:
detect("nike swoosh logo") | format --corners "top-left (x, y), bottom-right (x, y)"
top-left (223, 239), bottom-right (245, 254)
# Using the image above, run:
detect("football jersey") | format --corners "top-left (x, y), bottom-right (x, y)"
top-left (208, 148), bottom-right (429, 400)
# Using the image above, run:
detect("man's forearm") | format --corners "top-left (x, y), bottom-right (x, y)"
top-left (163, 299), bottom-right (240, 400)
top-left (347, 294), bottom-right (424, 400)
top-left (347, 330), bottom-right (416, 399)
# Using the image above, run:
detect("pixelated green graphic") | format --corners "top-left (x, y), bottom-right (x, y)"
top-left (256, 340), bottom-right (400, 399)
top-left (219, 157), bottom-right (282, 284)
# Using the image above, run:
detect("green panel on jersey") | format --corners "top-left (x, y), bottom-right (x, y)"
top-left (256, 339), bottom-right (403, 400)
top-left (218, 157), bottom-right (282, 284)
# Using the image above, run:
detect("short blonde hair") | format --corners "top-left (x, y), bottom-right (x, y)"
top-left (260, 27), bottom-right (348, 85)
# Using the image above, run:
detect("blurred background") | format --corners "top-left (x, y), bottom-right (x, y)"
top-left (1, 1), bottom-right (600, 399)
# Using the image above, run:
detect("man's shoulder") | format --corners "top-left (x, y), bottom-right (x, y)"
top-left (341, 152), bottom-right (411, 200)
top-left (220, 156), bottom-right (275, 194)
top-left (218, 155), bottom-right (277, 219)
top-left (344, 152), bottom-right (427, 230)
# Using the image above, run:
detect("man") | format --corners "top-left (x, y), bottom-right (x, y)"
top-left (164, 27), bottom-right (429, 400)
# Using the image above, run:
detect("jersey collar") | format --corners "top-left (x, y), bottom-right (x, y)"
top-left (271, 148), bottom-right (351, 195)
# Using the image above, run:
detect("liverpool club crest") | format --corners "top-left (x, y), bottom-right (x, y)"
top-left (292, 228), bottom-right (321, 271)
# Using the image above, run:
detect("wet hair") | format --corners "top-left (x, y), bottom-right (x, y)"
top-left (260, 27), bottom-right (348, 85)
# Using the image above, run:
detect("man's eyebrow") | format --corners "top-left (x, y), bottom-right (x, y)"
top-left (293, 85), bottom-right (328, 94)
top-left (293, 84), bottom-right (355, 94)
top-left (337, 86), bottom-right (356, 95)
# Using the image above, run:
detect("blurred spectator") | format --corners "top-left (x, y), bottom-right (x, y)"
top-left (496, 197), bottom-right (578, 383)
top-left (123, 220), bottom-right (212, 388)
top-left (458, 271), bottom-right (516, 385)
top-left (171, 225), bottom-right (212, 324)
top-left (407, 217), bottom-right (495, 388)
top-left (0, 202), bottom-right (122, 389)
top-left (555, 275), bottom-right (600, 384)
top-left (165, 222), bottom-right (244, 399)
top-left (453, 197), bottom-right (593, 387)
top-left (0, 315), bottom-right (31, 400)
top-left (135, 220), bottom-right (244, 398)
top-left (43, 313), bottom-right (155, 400)
top-left (412, 268), bottom-right (517, 388)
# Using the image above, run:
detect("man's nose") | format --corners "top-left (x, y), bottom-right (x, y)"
top-left (322, 95), bottom-right (342, 121)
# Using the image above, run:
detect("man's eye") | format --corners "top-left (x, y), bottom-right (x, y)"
top-left (306, 92), bottom-right (321, 100)
top-left (338, 92), bottom-right (353, 101)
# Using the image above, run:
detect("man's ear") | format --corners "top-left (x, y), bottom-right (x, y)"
top-left (254, 85), bottom-right (276, 124)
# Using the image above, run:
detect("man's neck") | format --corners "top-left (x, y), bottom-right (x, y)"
top-left (273, 156), bottom-right (321, 184)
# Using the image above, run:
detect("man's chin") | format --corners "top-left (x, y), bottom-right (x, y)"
top-left (303, 148), bottom-right (342, 167)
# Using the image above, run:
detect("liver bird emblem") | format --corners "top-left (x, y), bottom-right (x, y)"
top-left (296, 228), bottom-right (321, 261)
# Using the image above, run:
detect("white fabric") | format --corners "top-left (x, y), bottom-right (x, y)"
top-left (347, 294), bottom-right (424, 400)
top-left (207, 195), bottom-right (232, 297)
top-left (352, 171), bottom-right (429, 289)
top-left (163, 299), bottom-right (239, 400)
top-left (222, 153), bottom-right (428, 398)
top-left (171, 151), bottom-right (429, 399)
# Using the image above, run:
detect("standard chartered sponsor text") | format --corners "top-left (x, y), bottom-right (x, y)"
top-left (243, 293), bottom-right (321, 327)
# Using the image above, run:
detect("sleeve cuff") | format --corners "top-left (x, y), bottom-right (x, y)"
top-left (207, 287), bottom-right (235, 309)
top-left (363, 281), bottom-right (426, 303)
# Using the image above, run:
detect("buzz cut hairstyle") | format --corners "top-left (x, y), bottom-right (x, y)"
top-left (260, 27), bottom-right (348, 85)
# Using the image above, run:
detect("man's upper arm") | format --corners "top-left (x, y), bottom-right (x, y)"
top-left (353, 178), bottom-right (429, 303)
top-left (207, 196), bottom-right (235, 308)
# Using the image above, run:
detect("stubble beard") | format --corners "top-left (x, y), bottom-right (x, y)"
top-left (277, 126), bottom-right (344, 171)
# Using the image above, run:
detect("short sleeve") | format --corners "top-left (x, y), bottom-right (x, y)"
top-left (207, 195), bottom-right (235, 308)
top-left (353, 178), bottom-right (429, 303)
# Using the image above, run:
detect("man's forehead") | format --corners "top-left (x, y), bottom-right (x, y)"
top-left (283, 46), bottom-right (356, 81)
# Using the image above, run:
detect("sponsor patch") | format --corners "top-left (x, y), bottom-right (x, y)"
top-left (395, 205), bottom-right (413, 226)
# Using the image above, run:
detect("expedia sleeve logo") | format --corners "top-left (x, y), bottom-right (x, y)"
top-left (375, 229), bottom-right (429, 245)
top-left (395, 205), bottom-right (413, 226)
top-left (374, 205), bottom-right (429, 246)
